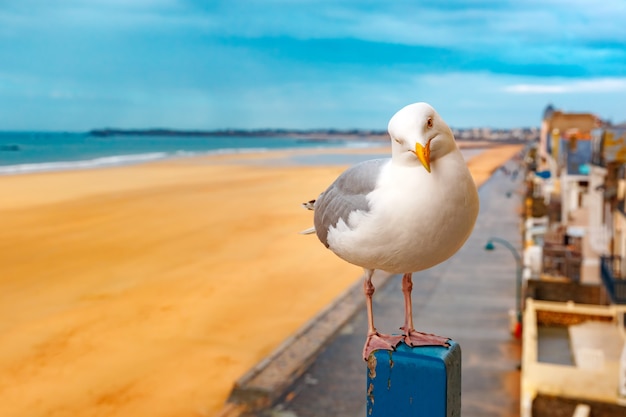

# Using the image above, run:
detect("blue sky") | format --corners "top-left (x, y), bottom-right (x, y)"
top-left (1, 0), bottom-right (625, 131)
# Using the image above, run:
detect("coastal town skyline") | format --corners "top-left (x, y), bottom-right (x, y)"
top-left (1, 1), bottom-right (625, 131)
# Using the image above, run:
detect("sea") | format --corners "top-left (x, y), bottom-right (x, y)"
top-left (0, 131), bottom-right (385, 175)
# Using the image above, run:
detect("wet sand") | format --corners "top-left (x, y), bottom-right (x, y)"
top-left (0, 144), bottom-right (523, 416)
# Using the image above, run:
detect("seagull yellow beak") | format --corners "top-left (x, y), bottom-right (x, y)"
top-left (415, 142), bottom-right (431, 173)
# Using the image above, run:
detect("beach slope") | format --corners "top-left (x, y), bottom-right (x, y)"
top-left (0, 144), bottom-right (522, 416)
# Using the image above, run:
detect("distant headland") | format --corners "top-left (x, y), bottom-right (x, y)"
top-left (88, 128), bottom-right (386, 138)
top-left (87, 127), bottom-right (538, 142)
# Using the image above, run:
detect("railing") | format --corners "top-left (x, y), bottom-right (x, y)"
top-left (600, 256), bottom-right (626, 304)
top-left (542, 244), bottom-right (582, 282)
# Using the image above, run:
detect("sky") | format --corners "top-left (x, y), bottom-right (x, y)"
top-left (0, 0), bottom-right (625, 131)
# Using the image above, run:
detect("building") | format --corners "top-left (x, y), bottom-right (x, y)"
top-left (520, 108), bottom-right (626, 416)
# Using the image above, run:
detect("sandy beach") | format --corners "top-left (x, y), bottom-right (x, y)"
top-left (0, 144), bottom-right (522, 417)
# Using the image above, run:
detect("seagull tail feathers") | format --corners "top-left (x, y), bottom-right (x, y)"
top-left (301, 199), bottom-right (316, 210)
top-left (299, 226), bottom-right (316, 235)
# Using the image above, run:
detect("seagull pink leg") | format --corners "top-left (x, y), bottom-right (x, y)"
top-left (400, 273), bottom-right (450, 348)
top-left (362, 269), bottom-right (403, 361)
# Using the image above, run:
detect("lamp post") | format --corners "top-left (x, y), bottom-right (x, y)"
top-left (484, 237), bottom-right (523, 338)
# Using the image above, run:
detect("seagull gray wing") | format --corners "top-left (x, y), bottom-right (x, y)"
top-left (314, 159), bottom-right (388, 247)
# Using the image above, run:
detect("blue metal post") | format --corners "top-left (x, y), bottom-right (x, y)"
top-left (366, 341), bottom-right (461, 417)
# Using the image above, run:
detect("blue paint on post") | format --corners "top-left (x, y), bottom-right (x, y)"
top-left (366, 341), bottom-right (461, 417)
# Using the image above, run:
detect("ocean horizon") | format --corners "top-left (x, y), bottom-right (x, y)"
top-left (0, 131), bottom-right (386, 175)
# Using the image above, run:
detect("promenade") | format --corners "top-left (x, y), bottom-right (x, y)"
top-left (262, 158), bottom-right (524, 417)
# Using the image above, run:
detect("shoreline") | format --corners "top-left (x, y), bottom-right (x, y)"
top-left (0, 139), bottom-right (518, 177)
top-left (0, 144), bottom-right (524, 416)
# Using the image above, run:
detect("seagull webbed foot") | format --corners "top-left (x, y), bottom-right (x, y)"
top-left (400, 327), bottom-right (450, 348)
top-left (362, 332), bottom-right (403, 361)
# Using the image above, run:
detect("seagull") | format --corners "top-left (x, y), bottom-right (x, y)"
top-left (302, 102), bottom-right (479, 360)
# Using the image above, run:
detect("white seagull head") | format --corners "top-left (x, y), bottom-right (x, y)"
top-left (388, 102), bottom-right (457, 171)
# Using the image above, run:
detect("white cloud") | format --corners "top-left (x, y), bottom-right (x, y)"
top-left (504, 78), bottom-right (626, 94)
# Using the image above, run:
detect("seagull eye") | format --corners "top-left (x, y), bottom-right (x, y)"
top-left (394, 137), bottom-right (403, 145)
top-left (427, 118), bottom-right (433, 128)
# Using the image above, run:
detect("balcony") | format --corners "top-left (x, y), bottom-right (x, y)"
top-left (600, 256), bottom-right (626, 304)
top-left (542, 244), bottom-right (582, 282)
top-left (522, 299), bottom-right (626, 416)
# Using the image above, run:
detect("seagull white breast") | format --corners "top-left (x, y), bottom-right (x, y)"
top-left (323, 149), bottom-right (477, 273)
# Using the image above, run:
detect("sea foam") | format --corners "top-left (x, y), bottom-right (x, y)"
top-left (0, 152), bottom-right (169, 175)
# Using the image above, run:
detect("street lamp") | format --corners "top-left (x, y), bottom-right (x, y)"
top-left (484, 237), bottom-right (523, 338)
